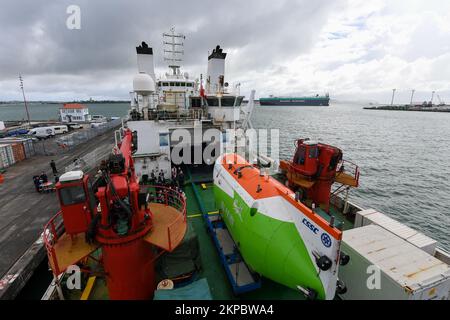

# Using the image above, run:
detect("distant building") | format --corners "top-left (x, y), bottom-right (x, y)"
top-left (59, 103), bottom-right (91, 122)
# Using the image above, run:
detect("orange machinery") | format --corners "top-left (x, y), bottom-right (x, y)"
top-left (280, 139), bottom-right (359, 212)
top-left (44, 129), bottom-right (187, 299)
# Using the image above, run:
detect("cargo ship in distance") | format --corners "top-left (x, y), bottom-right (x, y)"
top-left (259, 94), bottom-right (330, 106)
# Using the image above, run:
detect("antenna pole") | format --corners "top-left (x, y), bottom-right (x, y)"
top-left (163, 27), bottom-right (185, 76)
top-left (19, 75), bottom-right (31, 126)
top-left (410, 89), bottom-right (415, 105)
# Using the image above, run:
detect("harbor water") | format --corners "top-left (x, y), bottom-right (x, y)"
top-left (1, 101), bottom-right (449, 248)
top-left (0, 102), bottom-right (129, 121)
top-left (252, 102), bottom-right (450, 249)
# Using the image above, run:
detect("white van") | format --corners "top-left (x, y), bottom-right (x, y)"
top-left (51, 125), bottom-right (68, 135)
top-left (28, 127), bottom-right (55, 139)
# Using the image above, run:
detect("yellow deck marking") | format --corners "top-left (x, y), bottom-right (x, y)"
top-left (201, 183), bottom-right (207, 189)
top-left (188, 211), bottom-right (219, 218)
top-left (80, 276), bottom-right (96, 300)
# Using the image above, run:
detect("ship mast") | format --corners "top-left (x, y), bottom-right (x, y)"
top-left (163, 27), bottom-right (185, 76)
top-left (19, 75), bottom-right (31, 126)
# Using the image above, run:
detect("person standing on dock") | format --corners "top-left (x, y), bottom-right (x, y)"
top-left (50, 160), bottom-right (58, 174)
top-left (32, 175), bottom-right (40, 192)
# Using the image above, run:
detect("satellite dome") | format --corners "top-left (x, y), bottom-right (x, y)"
top-left (133, 72), bottom-right (155, 93)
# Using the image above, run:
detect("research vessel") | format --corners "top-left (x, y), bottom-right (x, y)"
top-left (39, 30), bottom-right (450, 300)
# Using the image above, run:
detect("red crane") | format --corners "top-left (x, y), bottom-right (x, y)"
top-left (44, 128), bottom-right (187, 299)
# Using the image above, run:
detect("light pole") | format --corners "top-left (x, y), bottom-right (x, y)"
top-left (391, 89), bottom-right (396, 105)
top-left (19, 75), bottom-right (31, 126)
top-left (410, 89), bottom-right (415, 105)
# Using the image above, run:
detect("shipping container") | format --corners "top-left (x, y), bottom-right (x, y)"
top-left (339, 225), bottom-right (450, 300)
top-left (0, 144), bottom-right (15, 168)
top-left (355, 209), bottom-right (437, 255)
top-left (0, 137), bottom-right (36, 158)
top-left (11, 143), bottom-right (26, 162)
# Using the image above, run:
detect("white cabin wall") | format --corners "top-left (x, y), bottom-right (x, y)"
top-left (137, 54), bottom-right (155, 82)
top-left (128, 121), bottom-right (161, 155)
top-left (207, 58), bottom-right (225, 94)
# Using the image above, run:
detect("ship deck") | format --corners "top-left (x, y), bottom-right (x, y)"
top-left (54, 166), bottom-right (357, 300)
top-left (0, 127), bottom-right (119, 299)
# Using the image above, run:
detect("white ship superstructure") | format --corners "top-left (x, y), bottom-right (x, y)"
top-left (127, 29), bottom-right (248, 181)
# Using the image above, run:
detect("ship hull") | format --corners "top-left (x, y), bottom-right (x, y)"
top-left (259, 98), bottom-right (330, 106)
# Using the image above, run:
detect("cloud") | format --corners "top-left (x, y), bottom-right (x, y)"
top-left (0, 0), bottom-right (449, 102)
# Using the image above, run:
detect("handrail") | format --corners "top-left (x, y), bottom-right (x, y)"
top-left (43, 211), bottom-right (64, 275)
top-left (142, 184), bottom-right (187, 251)
top-left (337, 159), bottom-right (360, 184)
top-left (43, 185), bottom-right (187, 272)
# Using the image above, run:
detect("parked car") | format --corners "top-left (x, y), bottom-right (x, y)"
top-left (90, 122), bottom-right (107, 129)
top-left (6, 129), bottom-right (29, 137)
top-left (68, 123), bottom-right (83, 129)
top-left (91, 115), bottom-right (107, 122)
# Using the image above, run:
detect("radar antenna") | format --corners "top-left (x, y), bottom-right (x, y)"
top-left (163, 27), bottom-right (185, 75)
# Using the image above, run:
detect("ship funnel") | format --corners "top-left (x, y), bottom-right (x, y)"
top-left (136, 42), bottom-right (156, 82)
top-left (206, 45), bottom-right (227, 94)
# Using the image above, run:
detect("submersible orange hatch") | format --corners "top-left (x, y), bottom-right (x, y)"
top-left (43, 129), bottom-right (187, 299)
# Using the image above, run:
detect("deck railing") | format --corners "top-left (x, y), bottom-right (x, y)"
top-left (337, 159), bottom-right (360, 184)
top-left (43, 211), bottom-right (65, 275)
top-left (43, 185), bottom-right (187, 275)
top-left (142, 185), bottom-right (187, 251)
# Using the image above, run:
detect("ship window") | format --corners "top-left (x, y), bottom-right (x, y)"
top-left (59, 185), bottom-right (86, 206)
top-left (175, 82), bottom-right (181, 87)
top-left (309, 146), bottom-right (318, 158)
top-left (222, 132), bottom-right (229, 143)
top-left (187, 83), bottom-right (193, 87)
top-left (190, 97), bottom-right (202, 108)
top-left (159, 133), bottom-right (169, 147)
top-left (207, 98), bottom-right (219, 106)
top-left (158, 81), bottom-right (162, 86)
top-left (163, 82), bottom-right (169, 86)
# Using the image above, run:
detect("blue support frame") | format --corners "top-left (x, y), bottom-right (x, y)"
top-left (190, 178), bottom-right (261, 295)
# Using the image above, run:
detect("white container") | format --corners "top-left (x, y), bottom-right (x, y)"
top-left (0, 144), bottom-right (15, 168)
top-left (355, 209), bottom-right (437, 255)
top-left (339, 225), bottom-right (450, 300)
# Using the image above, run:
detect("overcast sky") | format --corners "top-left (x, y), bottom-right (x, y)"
top-left (1, 0), bottom-right (450, 103)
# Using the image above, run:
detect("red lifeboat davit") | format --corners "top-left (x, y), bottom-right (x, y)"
top-left (43, 129), bottom-right (187, 300)
top-left (280, 139), bottom-right (359, 212)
